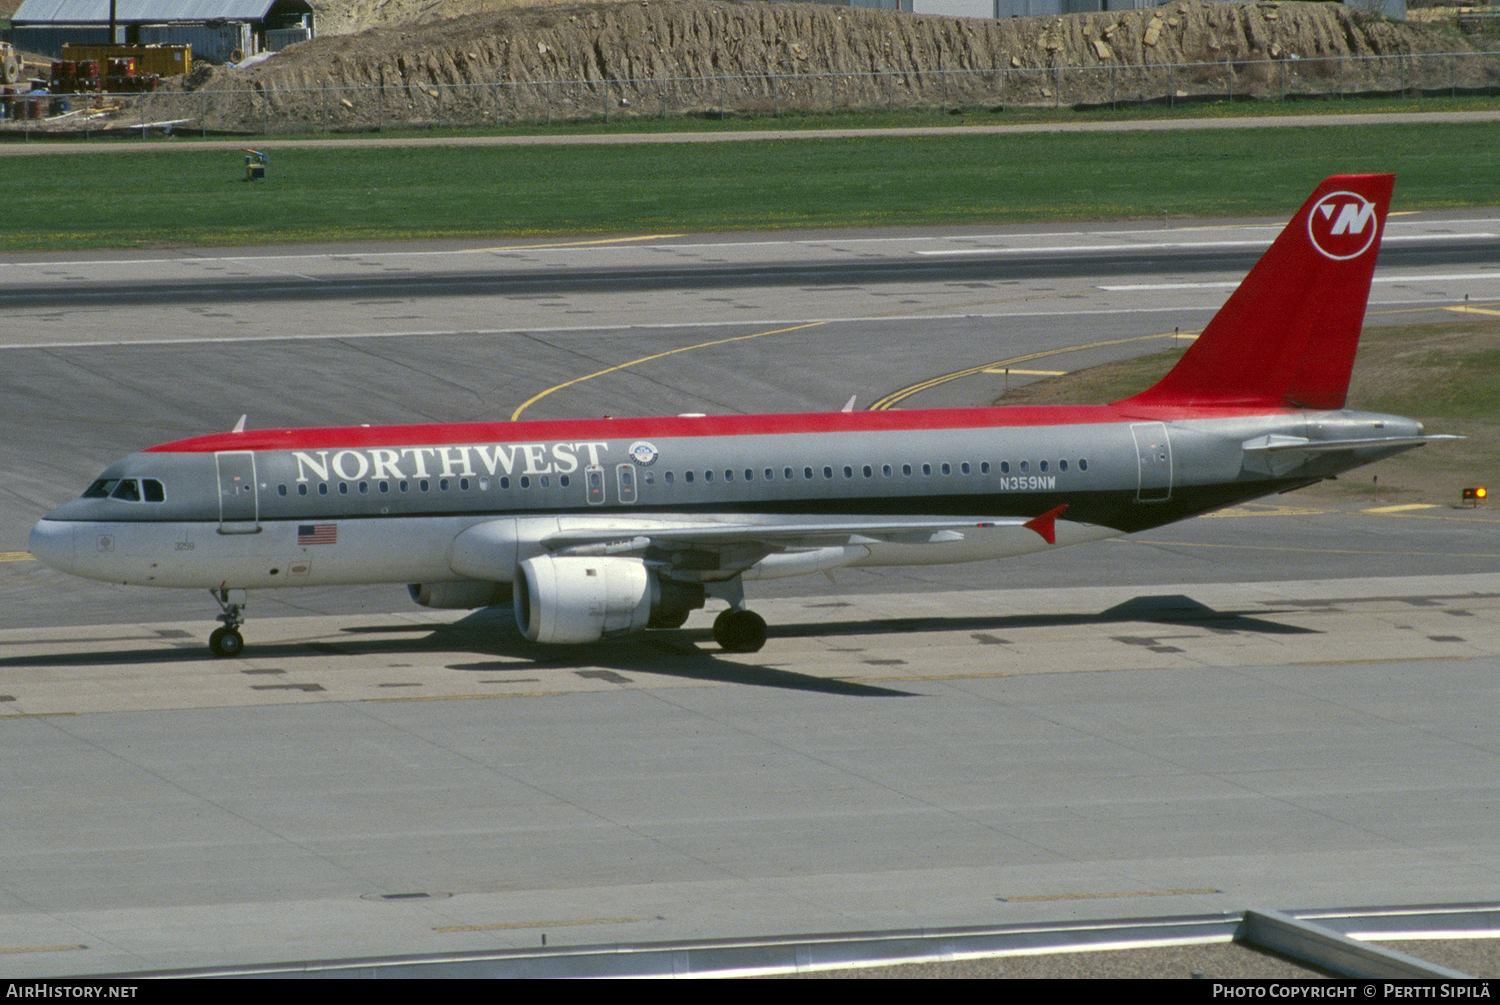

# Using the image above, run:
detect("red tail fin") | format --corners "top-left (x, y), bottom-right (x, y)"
top-left (1119, 174), bottom-right (1393, 410)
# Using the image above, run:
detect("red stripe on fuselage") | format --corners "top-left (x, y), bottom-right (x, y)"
top-left (145, 403), bottom-right (1296, 454)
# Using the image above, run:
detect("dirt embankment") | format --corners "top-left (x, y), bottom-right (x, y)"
top-left (17, 1), bottom-right (1492, 133)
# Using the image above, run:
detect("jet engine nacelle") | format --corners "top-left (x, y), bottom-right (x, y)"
top-left (408, 580), bottom-right (513, 610)
top-left (515, 556), bottom-right (704, 644)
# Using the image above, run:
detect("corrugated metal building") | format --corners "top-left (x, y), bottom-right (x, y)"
top-left (7, 0), bottom-right (316, 61)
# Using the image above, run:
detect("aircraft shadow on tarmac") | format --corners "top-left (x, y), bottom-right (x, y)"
top-left (764, 594), bottom-right (1322, 642)
top-left (0, 595), bottom-right (1315, 698)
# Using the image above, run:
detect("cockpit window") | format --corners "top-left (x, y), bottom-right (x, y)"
top-left (83, 477), bottom-right (165, 502)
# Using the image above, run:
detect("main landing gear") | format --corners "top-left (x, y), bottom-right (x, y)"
top-left (712, 608), bottom-right (767, 653)
top-left (209, 586), bottom-right (247, 657)
top-left (705, 577), bottom-right (767, 653)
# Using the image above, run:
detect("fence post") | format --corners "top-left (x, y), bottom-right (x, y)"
top-left (1169, 61), bottom-right (1175, 107)
top-left (321, 83), bottom-right (327, 133)
top-left (378, 83), bottom-right (384, 131)
top-left (1279, 58), bottom-right (1285, 102)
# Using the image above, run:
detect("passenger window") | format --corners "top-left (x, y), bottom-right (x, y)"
top-left (278, 484), bottom-right (288, 497)
top-left (843, 466), bottom-right (853, 478)
top-left (823, 466), bottom-right (833, 479)
top-left (665, 471), bottom-right (675, 485)
top-left (339, 483), bottom-right (349, 495)
top-left (882, 465), bottom-right (892, 477)
top-left (1079, 459), bottom-right (1088, 471)
top-left (1059, 460), bottom-right (1068, 472)
top-left (940, 463), bottom-right (951, 475)
top-left (298, 484), bottom-right (309, 496)
top-left (1039, 460), bottom-right (1049, 472)
top-left (922, 464), bottom-right (931, 476)
top-left (981, 462), bottom-right (991, 474)
top-left (1020, 461), bottom-right (1029, 473)
top-left (521, 476), bottom-right (531, 489)
top-left (804, 467), bottom-right (814, 480)
top-left (318, 483), bottom-right (328, 496)
top-left (559, 475), bottom-right (569, 488)
top-left (961, 462), bottom-right (971, 475)
top-left (1001, 462), bottom-right (1010, 474)
top-left (902, 464), bottom-right (912, 476)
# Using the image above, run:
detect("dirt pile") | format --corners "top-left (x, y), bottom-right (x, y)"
top-left (40, 1), bottom-right (1500, 132)
top-left (309, 0), bottom-right (637, 37)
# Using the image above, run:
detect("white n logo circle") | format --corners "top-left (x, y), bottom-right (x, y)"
top-left (1308, 191), bottom-right (1379, 260)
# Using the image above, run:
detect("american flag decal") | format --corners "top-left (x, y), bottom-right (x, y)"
top-left (298, 523), bottom-right (337, 545)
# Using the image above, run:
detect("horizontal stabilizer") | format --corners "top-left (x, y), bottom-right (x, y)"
top-left (1241, 433), bottom-right (1463, 455)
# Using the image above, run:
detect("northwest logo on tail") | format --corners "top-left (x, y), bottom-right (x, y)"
top-left (1307, 191), bottom-right (1379, 261)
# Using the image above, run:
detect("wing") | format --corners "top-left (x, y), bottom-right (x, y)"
top-left (534, 506), bottom-right (1074, 581)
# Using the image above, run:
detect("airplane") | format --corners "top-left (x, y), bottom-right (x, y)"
top-left (29, 174), bottom-right (1452, 658)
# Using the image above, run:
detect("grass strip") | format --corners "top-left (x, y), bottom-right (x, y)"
top-left (2, 118), bottom-right (1498, 249)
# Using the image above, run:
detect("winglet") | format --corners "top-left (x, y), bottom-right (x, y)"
top-left (1023, 504), bottom-right (1069, 545)
top-left (841, 395), bottom-right (857, 413)
top-left (232, 414), bottom-right (247, 434)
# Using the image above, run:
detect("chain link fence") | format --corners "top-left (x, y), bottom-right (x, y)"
top-left (4, 49), bottom-right (1499, 138)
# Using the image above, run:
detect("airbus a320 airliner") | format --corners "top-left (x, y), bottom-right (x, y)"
top-left (30, 175), bottom-right (1450, 657)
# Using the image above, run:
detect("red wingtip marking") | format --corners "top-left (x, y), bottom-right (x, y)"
top-left (1023, 504), bottom-right (1069, 545)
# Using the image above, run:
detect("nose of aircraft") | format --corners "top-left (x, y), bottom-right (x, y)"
top-left (29, 518), bottom-right (75, 575)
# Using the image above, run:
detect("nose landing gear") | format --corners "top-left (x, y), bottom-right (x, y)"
top-left (209, 587), bottom-right (247, 657)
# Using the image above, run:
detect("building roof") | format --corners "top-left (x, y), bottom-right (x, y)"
top-left (12, 0), bottom-right (296, 22)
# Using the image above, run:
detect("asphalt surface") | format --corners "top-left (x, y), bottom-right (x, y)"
top-left (2, 211), bottom-right (1499, 978)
